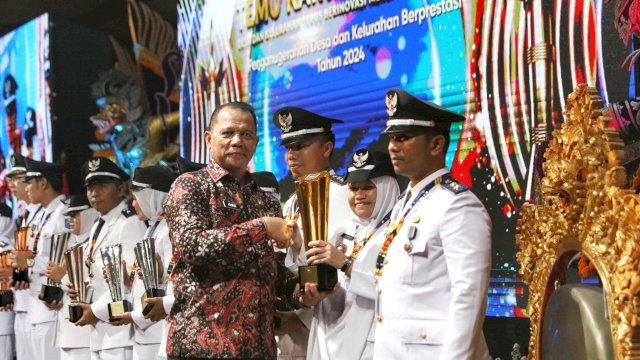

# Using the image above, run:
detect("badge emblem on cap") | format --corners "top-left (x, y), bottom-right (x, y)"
top-left (386, 92), bottom-right (398, 116)
top-left (88, 159), bottom-right (100, 172)
top-left (353, 151), bottom-right (369, 168)
top-left (278, 113), bottom-right (293, 132)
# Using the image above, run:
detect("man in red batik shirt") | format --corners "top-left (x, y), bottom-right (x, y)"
top-left (164, 102), bottom-right (294, 359)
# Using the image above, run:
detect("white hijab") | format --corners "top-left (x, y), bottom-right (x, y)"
top-left (77, 207), bottom-right (100, 236)
top-left (133, 188), bottom-right (168, 221)
top-left (339, 175), bottom-right (400, 241)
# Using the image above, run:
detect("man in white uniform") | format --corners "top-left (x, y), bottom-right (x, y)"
top-left (23, 157), bottom-right (69, 360)
top-left (72, 157), bottom-right (147, 360)
top-left (6, 153), bottom-right (41, 360)
top-left (0, 203), bottom-right (15, 360)
top-left (271, 106), bottom-right (351, 359)
top-left (373, 88), bottom-right (492, 359)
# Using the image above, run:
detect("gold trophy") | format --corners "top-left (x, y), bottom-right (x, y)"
top-left (65, 244), bottom-right (88, 323)
top-left (12, 227), bottom-right (30, 283)
top-left (134, 238), bottom-right (165, 315)
top-left (0, 251), bottom-right (13, 306)
top-left (100, 244), bottom-right (131, 320)
top-left (39, 232), bottom-right (70, 303)
top-left (295, 171), bottom-right (337, 291)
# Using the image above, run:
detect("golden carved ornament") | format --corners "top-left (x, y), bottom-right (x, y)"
top-left (516, 84), bottom-right (640, 359)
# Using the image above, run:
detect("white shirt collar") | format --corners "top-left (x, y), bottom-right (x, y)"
top-left (101, 201), bottom-right (127, 225)
top-left (44, 194), bottom-right (66, 214)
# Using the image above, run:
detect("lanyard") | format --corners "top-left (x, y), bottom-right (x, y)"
top-left (374, 174), bottom-right (447, 276)
top-left (86, 218), bottom-right (106, 277)
top-left (32, 211), bottom-right (54, 254)
top-left (348, 209), bottom-right (392, 261)
top-left (23, 205), bottom-right (43, 227)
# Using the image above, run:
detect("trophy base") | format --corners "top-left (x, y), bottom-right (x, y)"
top-left (12, 269), bottom-right (28, 283)
top-left (141, 288), bottom-right (165, 316)
top-left (68, 304), bottom-right (83, 323)
top-left (0, 291), bottom-right (13, 307)
top-left (299, 264), bottom-right (338, 291)
top-left (39, 285), bottom-right (63, 303)
top-left (108, 300), bottom-right (132, 321)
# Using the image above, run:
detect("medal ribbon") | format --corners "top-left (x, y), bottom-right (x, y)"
top-left (374, 174), bottom-right (447, 276)
top-left (348, 209), bottom-right (392, 261)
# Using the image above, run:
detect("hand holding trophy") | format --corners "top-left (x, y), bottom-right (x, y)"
top-left (295, 171), bottom-right (337, 291)
top-left (134, 238), bottom-right (165, 315)
top-left (0, 251), bottom-right (13, 306)
top-left (100, 244), bottom-right (131, 321)
top-left (65, 243), bottom-right (91, 323)
top-left (39, 232), bottom-right (71, 303)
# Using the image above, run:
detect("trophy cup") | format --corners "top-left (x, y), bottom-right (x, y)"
top-left (134, 238), bottom-right (165, 315)
top-left (295, 171), bottom-right (337, 291)
top-left (101, 244), bottom-right (131, 320)
top-left (65, 244), bottom-right (87, 323)
top-left (39, 232), bottom-right (70, 303)
top-left (0, 251), bottom-right (13, 306)
top-left (12, 227), bottom-right (30, 283)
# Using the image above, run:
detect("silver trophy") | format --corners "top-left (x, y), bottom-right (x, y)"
top-left (134, 238), bottom-right (165, 315)
top-left (39, 232), bottom-right (71, 303)
top-left (101, 244), bottom-right (131, 320)
top-left (65, 244), bottom-right (91, 323)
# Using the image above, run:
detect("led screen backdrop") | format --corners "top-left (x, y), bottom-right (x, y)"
top-left (178, 0), bottom-right (634, 317)
top-left (0, 13), bottom-right (52, 164)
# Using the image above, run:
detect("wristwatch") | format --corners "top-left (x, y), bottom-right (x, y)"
top-left (340, 257), bottom-right (353, 273)
top-left (26, 258), bottom-right (35, 268)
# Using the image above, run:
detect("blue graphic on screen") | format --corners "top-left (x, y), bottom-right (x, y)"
top-left (249, 1), bottom-right (466, 180)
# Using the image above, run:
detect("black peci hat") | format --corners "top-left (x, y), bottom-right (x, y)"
top-left (131, 165), bottom-right (177, 193)
top-left (344, 149), bottom-right (395, 183)
top-left (24, 158), bottom-right (64, 181)
top-left (272, 107), bottom-right (343, 146)
top-left (175, 156), bottom-right (206, 175)
top-left (62, 194), bottom-right (91, 216)
top-left (382, 88), bottom-right (465, 134)
top-left (81, 157), bottom-right (129, 186)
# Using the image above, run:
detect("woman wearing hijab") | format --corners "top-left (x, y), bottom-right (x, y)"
top-left (293, 148), bottom-right (400, 360)
top-left (55, 194), bottom-right (98, 359)
top-left (116, 165), bottom-right (176, 360)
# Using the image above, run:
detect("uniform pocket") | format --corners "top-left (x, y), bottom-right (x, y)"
top-left (399, 319), bottom-right (446, 345)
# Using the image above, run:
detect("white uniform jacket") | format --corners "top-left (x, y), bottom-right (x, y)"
top-left (373, 169), bottom-right (492, 360)
top-left (12, 203), bottom-right (42, 314)
top-left (88, 202), bottom-right (147, 351)
top-left (28, 195), bottom-right (68, 325)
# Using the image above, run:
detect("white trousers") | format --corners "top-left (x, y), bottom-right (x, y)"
top-left (133, 342), bottom-right (160, 360)
top-left (14, 312), bottom-right (33, 360)
top-left (61, 347), bottom-right (91, 360)
top-left (30, 322), bottom-right (60, 360)
top-left (91, 347), bottom-right (133, 360)
top-left (0, 334), bottom-right (14, 360)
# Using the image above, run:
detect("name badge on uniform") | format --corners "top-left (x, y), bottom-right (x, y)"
top-left (407, 225), bottom-right (417, 240)
top-left (223, 200), bottom-right (241, 211)
top-left (341, 233), bottom-right (355, 241)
